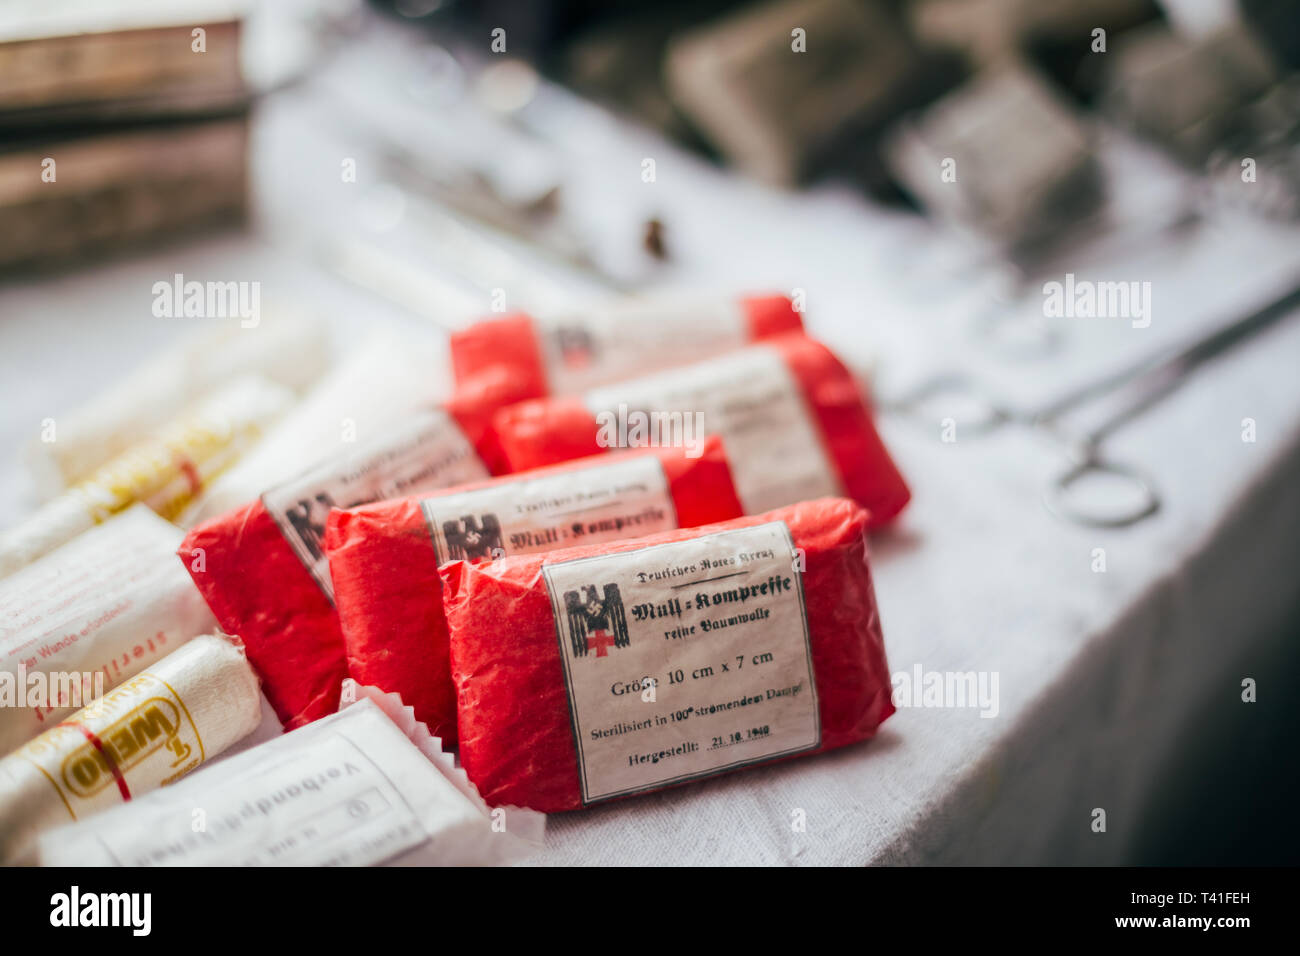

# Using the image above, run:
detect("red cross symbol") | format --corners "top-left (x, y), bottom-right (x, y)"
top-left (586, 630), bottom-right (616, 658)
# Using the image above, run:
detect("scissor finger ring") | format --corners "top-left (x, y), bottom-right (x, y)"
top-left (1043, 454), bottom-right (1161, 528)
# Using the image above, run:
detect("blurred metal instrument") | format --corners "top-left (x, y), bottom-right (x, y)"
top-left (888, 277), bottom-right (1300, 527)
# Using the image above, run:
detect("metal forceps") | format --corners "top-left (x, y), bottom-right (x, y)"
top-left (889, 278), bottom-right (1300, 528)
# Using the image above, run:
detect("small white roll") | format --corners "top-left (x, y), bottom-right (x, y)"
top-left (0, 376), bottom-right (293, 577)
top-left (23, 310), bottom-right (330, 495)
top-left (0, 634), bottom-right (262, 864)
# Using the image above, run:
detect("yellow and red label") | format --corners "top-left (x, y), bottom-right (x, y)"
top-left (14, 670), bottom-right (206, 821)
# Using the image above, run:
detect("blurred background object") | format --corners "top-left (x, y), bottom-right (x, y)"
top-left (7, 0), bottom-right (1298, 288)
top-left (910, 0), bottom-right (1162, 95)
top-left (884, 62), bottom-right (1102, 254)
top-left (0, 117), bottom-right (249, 272)
top-left (0, 2), bottom-right (246, 124)
top-left (662, 0), bottom-right (947, 188)
top-left (353, 0), bottom-right (1299, 290)
top-left (1102, 20), bottom-right (1282, 165)
top-left (0, 1), bottom-right (253, 272)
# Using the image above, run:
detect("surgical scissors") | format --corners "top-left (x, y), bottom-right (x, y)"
top-left (887, 277), bottom-right (1300, 528)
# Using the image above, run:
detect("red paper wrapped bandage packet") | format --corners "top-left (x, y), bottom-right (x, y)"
top-left (484, 334), bottom-right (911, 525)
top-left (326, 437), bottom-right (743, 745)
top-left (178, 375), bottom-right (532, 731)
top-left (451, 293), bottom-right (802, 396)
top-left (442, 497), bottom-right (894, 812)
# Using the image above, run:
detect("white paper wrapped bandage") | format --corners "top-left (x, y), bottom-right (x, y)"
top-left (0, 376), bottom-right (293, 577)
top-left (1, 634), bottom-right (262, 864)
top-left (0, 504), bottom-right (216, 754)
top-left (24, 312), bottom-right (330, 495)
top-left (38, 694), bottom-right (545, 866)
top-left (183, 334), bottom-right (452, 527)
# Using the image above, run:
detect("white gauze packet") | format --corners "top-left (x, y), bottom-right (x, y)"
top-left (0, 376), bottom-right (293, 577)
top-left (38, 691), bottom-right (546, 867)
top-left (0, 634), bottom-right (263, 865)
top-left (24, 310), bottom-right (330, 496)
top-left (182, 332), bottom-right (453, 527)
top-left (0, 503), bottom-right (217, 755)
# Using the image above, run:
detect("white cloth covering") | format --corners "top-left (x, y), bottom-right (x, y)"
top-left (2, 22), bottom-right (1298, 863)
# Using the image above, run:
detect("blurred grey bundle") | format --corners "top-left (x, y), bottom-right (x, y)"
top-left (0, 1), bottom-right (251, 272)
top-left (663, 0), bottom-right (937, 186)
top-left (883, 62), bottom-right (1100, 250)
top-left (1103, 20), bottom-right (1284, 165)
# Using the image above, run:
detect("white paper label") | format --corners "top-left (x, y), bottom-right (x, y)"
top-left (537, 297), bottom-right (747, 394)
top-left (584, 346), bottom-right (841, 513)
top-left (423, 455), bottom-right (677, 564)
top-left (38, 701), bottom-right (486, 867)
top-left (542, 521), bottom-right (819, 805)
top-left (262, 409), bottom-right (488, 600)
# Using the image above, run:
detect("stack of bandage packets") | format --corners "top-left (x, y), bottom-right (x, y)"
top-left (175, 293), bottom-right (905, 813)
top-left (2, 290), bottom-right (907, 863)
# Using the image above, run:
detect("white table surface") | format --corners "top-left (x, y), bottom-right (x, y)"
top-left (3, 18), bottom-right (1299, 865)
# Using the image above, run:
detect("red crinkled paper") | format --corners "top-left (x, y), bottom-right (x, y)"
top-left (442, 496), bottom-right (894, 812)
top-left (326, 437), bottom-right (743, 746)
top-left (484, 334), bottom-right (911, 527)
top-left (177, 373), bottom-right (534, 730)
top-left (449, 294), bottom-right (803, 397)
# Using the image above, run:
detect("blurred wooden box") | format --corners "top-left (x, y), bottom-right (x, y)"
top-left (0, 2), bottom-right (250, 272)
top-left (0, 115), bottom-right (248, 273)
top-left (0, 3), bottom-right (246, 126)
